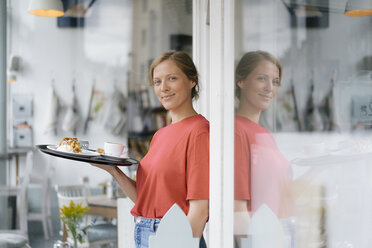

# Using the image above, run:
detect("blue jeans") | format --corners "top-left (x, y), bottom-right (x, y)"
top-left (134, 216), bottom-right (161, 248)
top-left (134, 216), bottom-right (207, 248)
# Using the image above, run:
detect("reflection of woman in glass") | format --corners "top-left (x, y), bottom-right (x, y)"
top-left (92, 51), bottom-right (209, 248)
top-left (234, 51), bottom-right (293, 245)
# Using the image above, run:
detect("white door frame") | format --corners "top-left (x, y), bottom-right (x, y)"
top-left (192, 0), bottom-right (210, 119)
top-left (194, 0), bottom-right (236, 247)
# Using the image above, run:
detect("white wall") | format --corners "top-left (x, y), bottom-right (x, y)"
top-left (8, 0), bottom-right (133, 186)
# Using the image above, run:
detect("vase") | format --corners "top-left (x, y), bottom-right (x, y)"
top-left (53, 240), bottom-right (73, 248)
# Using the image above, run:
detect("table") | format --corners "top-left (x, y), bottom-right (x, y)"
top-left (87, 195), bottom-right (118, 219)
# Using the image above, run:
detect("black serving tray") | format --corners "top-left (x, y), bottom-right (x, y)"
top-left (36, 145), bottom-right (139, 166)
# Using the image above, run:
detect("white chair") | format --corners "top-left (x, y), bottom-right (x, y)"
top-left (0, 152), bottom-right (32, 248)
top-left (55, 184), bottom-right (117, 248)
top-left (25, 151), bottom-right (54, 240)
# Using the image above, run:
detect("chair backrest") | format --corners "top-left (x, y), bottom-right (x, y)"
top-left (55, 184), bottom-right (88, 208)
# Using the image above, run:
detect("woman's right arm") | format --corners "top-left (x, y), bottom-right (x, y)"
top-left (91, 164), bottom-right (137, 203)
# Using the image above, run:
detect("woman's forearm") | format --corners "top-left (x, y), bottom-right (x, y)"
top-left (187, 200), bottom-right (209, 238)
top-left (111, 167), bottom-right (137, 203)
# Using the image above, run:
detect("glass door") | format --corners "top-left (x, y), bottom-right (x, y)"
top-left (231, 0), bottom-right (372, 247)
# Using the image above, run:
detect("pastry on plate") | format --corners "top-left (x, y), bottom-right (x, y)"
top-left (57, 137), bottom-right (82, 154)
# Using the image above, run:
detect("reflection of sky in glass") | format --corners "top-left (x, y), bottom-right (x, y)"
top-left (84, 0), bottom-right (132, 67)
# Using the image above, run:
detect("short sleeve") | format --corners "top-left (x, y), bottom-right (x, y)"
top-left (186, 131), bottom-right (210, 200)
top-left (234, 131), bottom-right (250, 200)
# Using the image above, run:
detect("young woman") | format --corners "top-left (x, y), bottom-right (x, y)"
top-left (92, 51), bottom-right (209, 248)
top-left (233, 51), bottom-right (294, 247)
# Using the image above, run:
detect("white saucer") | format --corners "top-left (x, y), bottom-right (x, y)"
top-left (47, 145), bottom-right (100, 157)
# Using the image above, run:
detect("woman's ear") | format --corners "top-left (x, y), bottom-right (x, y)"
top-left (237, 81), bottom-right (244, 89)
top-left (190, 81), bottom-right (196, 88)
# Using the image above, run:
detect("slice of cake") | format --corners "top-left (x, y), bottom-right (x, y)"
top-left (57, 137), bottom-right (82, 154)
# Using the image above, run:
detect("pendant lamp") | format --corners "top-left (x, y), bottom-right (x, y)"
top-left (344, 0), bottom-right (372, 17)
top-left (28, 0), bottom-right (64, 17)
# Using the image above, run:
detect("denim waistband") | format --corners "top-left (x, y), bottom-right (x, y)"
top-left (134, 216), bottom-right (161, 231)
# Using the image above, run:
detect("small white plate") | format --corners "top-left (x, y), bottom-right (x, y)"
top-left (47, 145), bottom-right (100, 157)
top-left (100, 153), bottom-right (129, 160)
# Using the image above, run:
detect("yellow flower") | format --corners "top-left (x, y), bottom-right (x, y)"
top-left (60, 201), bottom-right (89, 219)
top-left (59, 200), bottom-right (90, 247)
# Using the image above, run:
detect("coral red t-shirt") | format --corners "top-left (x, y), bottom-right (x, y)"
top-left (131, 114), bottom-right (210, 218)
top-left (234, 115), bottom-right (292, 216)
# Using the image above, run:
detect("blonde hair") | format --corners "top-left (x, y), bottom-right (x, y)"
top-left (235, 51), bottom-right (282, 99)
top-left (149, 50), bottom-right (200, 100)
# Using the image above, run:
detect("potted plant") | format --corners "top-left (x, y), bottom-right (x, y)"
top-left (59, 201), bottom-right (90, 248)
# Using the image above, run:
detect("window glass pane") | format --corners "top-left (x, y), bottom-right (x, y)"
top-left (6, 0), bottom-right (193, 242)
top-left (234, 0), bottom-right (372, 247)
top-left (127, 0), bottom-right (193, 159)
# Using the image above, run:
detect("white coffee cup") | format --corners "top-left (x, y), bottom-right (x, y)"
top-left (104, 142), bottom-right (127, 157)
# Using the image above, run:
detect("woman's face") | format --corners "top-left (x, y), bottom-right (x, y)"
top-left (153, 60), bottom-right (196, 111)
top-left (238, 60), bottom-right (280, 112)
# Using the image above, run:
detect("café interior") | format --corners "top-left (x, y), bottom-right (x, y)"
top-left (1, 0), bottom-right (372, 247)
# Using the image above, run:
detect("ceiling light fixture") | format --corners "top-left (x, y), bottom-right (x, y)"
top-left (344, 0), bottom-right (372, 17)
top-left (28, 0), bottom-right (64, 17)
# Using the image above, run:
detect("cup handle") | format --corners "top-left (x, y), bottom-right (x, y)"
top-left (119, 146), bottom-right (129, 158)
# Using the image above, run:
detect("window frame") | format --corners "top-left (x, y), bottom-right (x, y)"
top-left (193, 0), bottom-right (235, 247)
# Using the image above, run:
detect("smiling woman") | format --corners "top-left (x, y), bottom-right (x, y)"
top-left (233, 51), bottom-right (294, 247)
top-left (90, 50), bottom-right (209, 248)
top-left (235, 51), bottom-right (282, 124)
